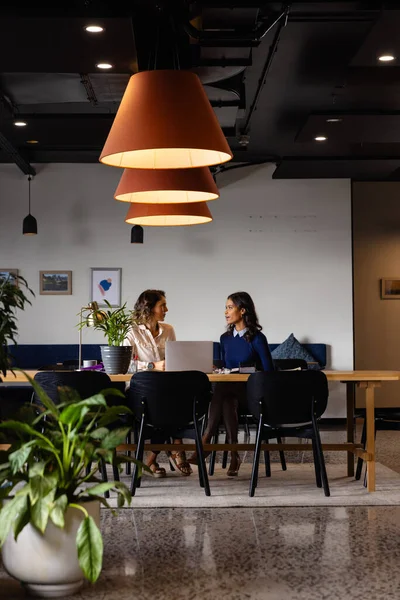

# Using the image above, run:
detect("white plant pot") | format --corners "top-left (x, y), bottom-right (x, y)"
top-left (2, 500), bottom-right (100, 598)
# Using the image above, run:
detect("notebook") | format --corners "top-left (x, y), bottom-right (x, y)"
top-left (165, 341), bottom-right (214, 373)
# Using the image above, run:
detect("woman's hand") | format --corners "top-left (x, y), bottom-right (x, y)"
top-left (154, 360), bottom-right (165, 371)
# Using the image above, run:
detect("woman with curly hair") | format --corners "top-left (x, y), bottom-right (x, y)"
top-left (189, 291), bottom-right (274, 476)
top-left (124, 289), bottom-right (192, 478)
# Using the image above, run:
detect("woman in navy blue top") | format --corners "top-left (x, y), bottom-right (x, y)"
top-left (189, 291), bottom-right (274, 475)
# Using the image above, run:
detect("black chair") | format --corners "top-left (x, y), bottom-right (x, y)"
top-left (128, 370), bottom-right (212, 496)
top-left (208, 360), bottom-right (308, 477)
top-left (33, 371), bottom-right (128, 493)
top-left (355, 408), bottom-right (400, 483)
top-left (247, 370), bottom-right (330, 497)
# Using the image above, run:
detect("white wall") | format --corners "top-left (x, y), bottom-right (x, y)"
top-left (0, 163), bottom-right (353, 416)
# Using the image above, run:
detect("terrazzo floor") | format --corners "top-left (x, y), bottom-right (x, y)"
top-left (1, 425), bottom-right (400, 599)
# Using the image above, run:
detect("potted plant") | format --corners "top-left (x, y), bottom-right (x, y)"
top-left (0, 274), bottom-right (34, 378)
top-left (79, 300), bottom-right (133, 375)
top-left (0, 374), bottom-right (139, 597)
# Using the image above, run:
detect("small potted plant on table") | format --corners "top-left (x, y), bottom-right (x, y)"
top-left (79, 300), bottom-right (133, 375)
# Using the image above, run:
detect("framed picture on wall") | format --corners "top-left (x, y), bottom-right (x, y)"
top-left (90, 267), bottom-right (121, 307)
top-left (381, 278), bottom-right (400, 299)
top-left (39, 271), bottom-right (72, 295)
top-left (0, 269), bottom-right (18, 286)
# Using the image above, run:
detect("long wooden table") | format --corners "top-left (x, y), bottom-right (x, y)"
top-left (2, 369), bottom-right (400, 492)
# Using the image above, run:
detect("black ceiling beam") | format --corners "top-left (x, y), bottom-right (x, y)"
top-left (0, 132), bottom-right (35, 175)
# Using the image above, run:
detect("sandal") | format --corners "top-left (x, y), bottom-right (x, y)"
top-left (168, 451), bottom-right (192, 476)
top-left (147, 461), bottom-right (166, 478)
top-left (227, 454), bottom-right (242, 477)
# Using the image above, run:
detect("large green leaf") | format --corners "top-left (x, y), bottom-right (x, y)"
top-left (12, 494), bottom-right (30, 540)
top-left (76, 515), bottom-right (103, 583)
top-left (113, 481), bottom-right (132, 507)
top-left (28, 461), bottom-right (46, 478)
top-left (9, 440), bottom-right (35, 473)
top-left (29, 475), bottom-right (58, 506)
top-left (49, 494), bottom-right (68, 528)
top-left (59, 403), bottom-right (90, 426)
top-left (31, 488), bottom-right (56, 533)
top-left (84, 482), bottom-right (118, 496)
top-left (89, 427), bottom-right (109, 441)
top-left (100, 427), bottom-right (130, 450)
top-left (0, 492), bottom-right (29, 545)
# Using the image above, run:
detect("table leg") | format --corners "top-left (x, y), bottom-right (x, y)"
top-left (365, 384), bottom-right (376, 492)
top-left (346, 382), bottom-right (355, 477)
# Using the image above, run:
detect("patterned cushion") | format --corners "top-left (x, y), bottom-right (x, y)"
top-left (271, 333), bottom-right (320, 370)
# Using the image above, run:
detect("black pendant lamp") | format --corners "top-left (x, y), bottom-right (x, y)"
top-left (131, 225), bottom-right (143, 244)
top-left (22, 176), bottom-right (37, 235)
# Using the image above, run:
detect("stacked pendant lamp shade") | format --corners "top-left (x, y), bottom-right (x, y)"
top-left (125, 202), bottom-right (213, 227)
top-left (100, 70), bottom-right (232, 169)
top-left (99, 69), bottom-right (232, 233)
top-left (114, 167), bottom-right (219, 204)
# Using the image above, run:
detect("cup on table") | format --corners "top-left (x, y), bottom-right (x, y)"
top-left (83, 359), bottom-right (97, 368)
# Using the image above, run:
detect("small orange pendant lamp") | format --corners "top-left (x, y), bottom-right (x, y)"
top-left (125, 201), bottom-right (212, 226)
top-left (100, 70), bottom-right (232, 169)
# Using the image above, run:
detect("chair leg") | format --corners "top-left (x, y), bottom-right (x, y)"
top-left (209, 432), bottom-right (219, 476)
top-left (355, 418), bottom-right (366, 481)
top-left (131, 415), bottom-right (145, 496)
top-left (363, 427), bottom-right (377, 488)
top-left (221, 432), bottom-right (228, 469)
top-left (112, 450), bottom-right (120, 481)
top-left (249, 415), bottom-right (263, 497)
top-left (99, 459), bottom-right (110, 499)
top-left (311, 439), bottom-right (322, 488)
top-left (264, 450), bottom-right (271, 477)
top-left (125, 430), bottom-right (132, 476)
top-left (193, 402), bottom-right (211, 496)
top-left (312, 417), bottom-right (330, 497)
top-left (276, 436), bottom-right (287, 471)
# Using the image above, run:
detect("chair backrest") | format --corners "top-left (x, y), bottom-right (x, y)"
top-left (247, 370), bottom-right (328, 425)
top-left (129, 371), bottom-right (211, 430)
top-left (273, 358), bottom-right (308, 371)
top-left (33, 371), bottom-right (113, 406)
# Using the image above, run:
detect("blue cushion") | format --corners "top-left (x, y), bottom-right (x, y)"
top-left (271, 334), bottom-right (320, 370)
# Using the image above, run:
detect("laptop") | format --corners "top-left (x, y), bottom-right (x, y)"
top-left (165, 341), bottom-right (214, 373)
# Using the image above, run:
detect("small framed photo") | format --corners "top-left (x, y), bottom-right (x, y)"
top-left (39, 271), bottom-right (72, 295)
top-left (381, 278), bottom-right (400, 299)
top-left (0, 269), bottom-right (18, 286)
top-left (90, 267), bottom-right (121, 307)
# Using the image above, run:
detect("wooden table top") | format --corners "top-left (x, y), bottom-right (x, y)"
top-left (2, 369), bottom-right (400, 384)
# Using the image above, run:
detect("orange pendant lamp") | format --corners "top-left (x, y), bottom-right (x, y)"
top-left (114, 166), bottom-right (219, 204)
top-left (100, 70), bottom-right (232, 169)
top-left (125, 202), bottom-right (212, 226)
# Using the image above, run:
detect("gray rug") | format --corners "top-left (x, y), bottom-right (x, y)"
top-left (105, 461), bottom-right (400, 508)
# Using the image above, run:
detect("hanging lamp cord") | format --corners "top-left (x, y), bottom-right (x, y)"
top-left (28, 176), bottom-right (32, 215)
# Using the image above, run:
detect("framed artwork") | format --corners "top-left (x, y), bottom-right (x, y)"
top-left (90, 267), bottom-right (121, 307)
top-left (0, 269), bottom-right (18, 286)
top-left (381, 278), bottom-right (400, 299)
top-left (39, 271), bottom-right (72, 295)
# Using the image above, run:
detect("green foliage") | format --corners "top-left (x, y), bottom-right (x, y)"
top-left (0, 274), bottom-right (34, 377)
top-left (0, 372), bottom-right (146, 584)
top-left (78, 300), bottom-right (134, 347)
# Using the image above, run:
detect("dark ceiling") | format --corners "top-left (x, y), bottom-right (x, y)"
top-left (1, 1), bottom-right (400, 180)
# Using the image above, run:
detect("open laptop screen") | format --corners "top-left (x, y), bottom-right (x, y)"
top-left (165, 341), bottom-right (214, 373)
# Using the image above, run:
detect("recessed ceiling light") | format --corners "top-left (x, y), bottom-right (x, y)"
top-left (315, 136), bottom-right (327, 141)
top-left (326, 118), bottom-right (342, 123)
top-left (96, 62), bottom-right (113, 70)
top-left (26, 140), bottom-right (39, 144)
top-left (85, 25), bottom-right (104, 33)
top-left (378, 54), bottom-right (396, 62)
top-left (14, 121), bottom-right (27, 127)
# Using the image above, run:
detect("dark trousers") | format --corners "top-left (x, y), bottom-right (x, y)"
top-left (203, 382), bottom-right (247, 444)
